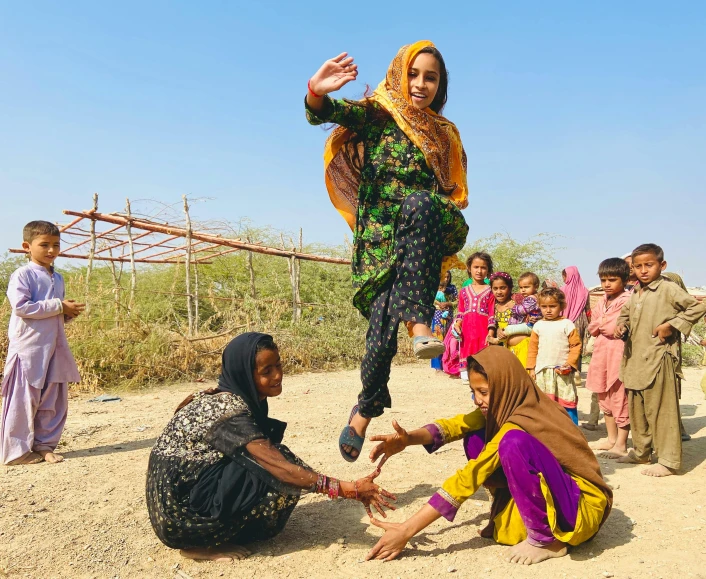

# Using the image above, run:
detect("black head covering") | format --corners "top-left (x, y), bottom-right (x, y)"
top-left (217, 332), bottom-right (287, 444)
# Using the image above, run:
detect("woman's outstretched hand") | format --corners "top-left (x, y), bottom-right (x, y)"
top-left (309, 53), bottom-right (358, 97)
top-left (365, 518), bottom-right (411, 562)
top-left (351, 469), bottom-right (397, 518)
top-left (369, 420), bottom-right (410, 469)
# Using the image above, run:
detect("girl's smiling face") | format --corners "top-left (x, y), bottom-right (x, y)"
top-left (407, 52), bottom-right (440, 110)
top-left (468, 258), bottom-right (489, 284)
top-left (491, 279), bottom-right (511, 303)
top-left (470, 369), bottom-right (490, 415)
top-left (253, 348), bottom-right (283, 400)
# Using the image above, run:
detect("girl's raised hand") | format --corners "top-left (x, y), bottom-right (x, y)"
top-left (309, 53), bottom-right (358, 97)
top-left (368, 420), bottom-right (409, 469)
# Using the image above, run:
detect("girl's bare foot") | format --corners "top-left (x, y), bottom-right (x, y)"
top-left (507, 539), bottom-right (568, 565)
top-left (590, 439), bottom-right (616, 451)
top-left (642, 464), bottom-right (675, 477)
top-left (616, 449), bottom-right (650, 465)
top-left (6, 451), bottom-right (43, 466)
top-left (180, 546), bottom-right (250, 562)
top-left (37, 450), bottom-right (64, 463)
top-left (342, 413), bottom-right (371, 458)
top-left (598, 446), bottom-right (629, 459)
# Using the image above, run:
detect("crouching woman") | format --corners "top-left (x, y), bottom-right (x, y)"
top-left (146, 332), bottom-right (395, 562)
top-left (365, 346), bottom-right (611, 565)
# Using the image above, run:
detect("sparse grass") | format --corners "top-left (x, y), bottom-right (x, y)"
top-left (0, 232), bottom-right (573, 391)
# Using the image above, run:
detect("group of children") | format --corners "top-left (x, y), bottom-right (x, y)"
top-left (2, 220), bottom-right (705, 482)
top-left (434, 244), bottom-right (706, 477)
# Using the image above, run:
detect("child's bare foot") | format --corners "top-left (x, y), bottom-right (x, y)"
top-left (581, 423), bottom-right (597, 431)
top-left (507, 539), bottom-right (568, 565)
top-left (616, 449), bottom-right (650, 465)
top-left (642, 464), bottom-right (675, 477)
top-left (180, 546), bottom-right (250, 562)
top-left (598, 446), bottom-right (629, 459)
top-left (6, 451), bottom-right (43, 466)
top-left (590, 439), bottom-right (616, 451)
top-left (37, 450), bottom-right (64, 463)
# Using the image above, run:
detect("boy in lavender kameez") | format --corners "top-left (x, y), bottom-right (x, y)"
top-left (0, 221), bottom-right (84, 465)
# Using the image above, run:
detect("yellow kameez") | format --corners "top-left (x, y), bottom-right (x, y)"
top-left (432, 410), bottom-right (608, 546)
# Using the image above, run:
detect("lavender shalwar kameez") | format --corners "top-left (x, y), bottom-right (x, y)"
top-left (0, 262), bottom-right (80, 464)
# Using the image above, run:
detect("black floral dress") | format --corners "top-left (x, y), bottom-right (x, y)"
top-left (146, 392), bottom-right (303, 549)
top-left (306, 97), bottom-right (468, 318)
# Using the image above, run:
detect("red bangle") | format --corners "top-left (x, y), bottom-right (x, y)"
top-left (308, 79), bottom-right (322, 99)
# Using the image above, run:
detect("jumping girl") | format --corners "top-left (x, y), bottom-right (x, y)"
top-left (305, 42), bottom-right (469, 461)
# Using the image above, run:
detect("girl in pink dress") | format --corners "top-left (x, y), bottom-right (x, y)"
top-left (454, 252), bottom-right (494, 385)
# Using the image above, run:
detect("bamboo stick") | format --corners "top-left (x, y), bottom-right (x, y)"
top-left (246, 235), bottom-right (256, 299)
top-left (183, 195), bottom-right (194, 337)
top-left (85, 193), bottom-right (98, 315)
top-left (93, 230), bottom-right (153, 255)
top-left (7, 248), bottom-right (213, 264)
top-left (125, 199), bottom-right (138, 313)
top-left (62, 210), bottom-right (351, 265)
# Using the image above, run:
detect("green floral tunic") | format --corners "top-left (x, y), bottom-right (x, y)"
top-left (306, 97), bottom-right (468, 318)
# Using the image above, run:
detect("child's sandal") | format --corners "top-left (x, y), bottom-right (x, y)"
top-left (413, 336), bottom-right (445, 360)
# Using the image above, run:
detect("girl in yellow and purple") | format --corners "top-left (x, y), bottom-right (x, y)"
top-left (526, 288), bottom-right (583, 424)
top-left (363, 347), bottom-right (611, 565)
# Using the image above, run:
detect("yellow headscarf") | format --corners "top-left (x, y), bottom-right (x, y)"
top-left (323, 40), bottom-right (469, 230)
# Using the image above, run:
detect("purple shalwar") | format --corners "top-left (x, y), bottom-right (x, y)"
top-left (463, 428), bottom-right (580, 546)
top-left (0, 262), bottom-right (80, 464)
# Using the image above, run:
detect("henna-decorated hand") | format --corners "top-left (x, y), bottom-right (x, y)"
top-left (368, 420), bottom-right (409, 469)
top-left (345, 469), bottom-right (396, 518)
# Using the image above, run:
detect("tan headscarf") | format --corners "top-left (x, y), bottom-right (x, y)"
top-left (472, 346), bottom-right (613, 526)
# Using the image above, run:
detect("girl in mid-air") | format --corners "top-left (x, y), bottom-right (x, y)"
top-left (305, 42), bottom-right (469, 461)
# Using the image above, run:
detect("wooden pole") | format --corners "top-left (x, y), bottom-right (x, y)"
top-left (246, 235), bottom-right (256, 299)
top-left (282, 233), bottom-right (301, 323)
top-left (193, 261), bottom-right (200, 335)
top-left (125, 198), bottom-right (137, 314)
top-left (85, 193), bottom-right (98, 315)
top-left (62, 210), bottom-right (350, 265)
top-left (183, 195), bottom-right (194, 337)
top-left (107, 245), bottom-right (123, 327)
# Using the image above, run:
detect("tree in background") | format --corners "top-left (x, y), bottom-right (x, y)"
top-left (461, 233), bottom-right (562, 283)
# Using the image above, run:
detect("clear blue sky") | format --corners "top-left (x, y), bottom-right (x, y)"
top-left (1, 1), bottom-right (704, 285)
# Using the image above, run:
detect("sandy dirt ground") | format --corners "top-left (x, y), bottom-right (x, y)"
top-left (2, 362), bottom-right (706, 579)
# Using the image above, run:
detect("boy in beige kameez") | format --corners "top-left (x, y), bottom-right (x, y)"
top-left (615, 244), bottom-right (706, 477)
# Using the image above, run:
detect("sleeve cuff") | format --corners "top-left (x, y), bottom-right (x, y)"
top-left (428, 489), bottom-right (461, 522)
top-left (667, 317), bottom-right (693, 338)
top-left (422, 423), bottom-right (446, 453)
top-left (304, 95), bottom-right (334, 124)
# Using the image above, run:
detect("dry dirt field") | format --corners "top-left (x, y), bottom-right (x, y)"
top-left (2, 363), bottom-right (706, 579)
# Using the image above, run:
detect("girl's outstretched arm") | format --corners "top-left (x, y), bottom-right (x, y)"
top-left (368, 420), bottom-right (433, 469)
top-left (366, 504), bottom-right (442, 562)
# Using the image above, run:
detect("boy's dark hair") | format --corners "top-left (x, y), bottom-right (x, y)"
top-left (23, 221), bottom-right (60, 243)
top-left (631, 243), bottom-right (664, 263)
top-left (538, 287), bottom-right (567, 310)
top-left (598, 258), bottom-right (630, 282)
top-left (466, 251), bottom-right (493, 274)
top-left (518, 272), bottom-right (540, 288)
top-left (467, 356), bottom-right (487, 379)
